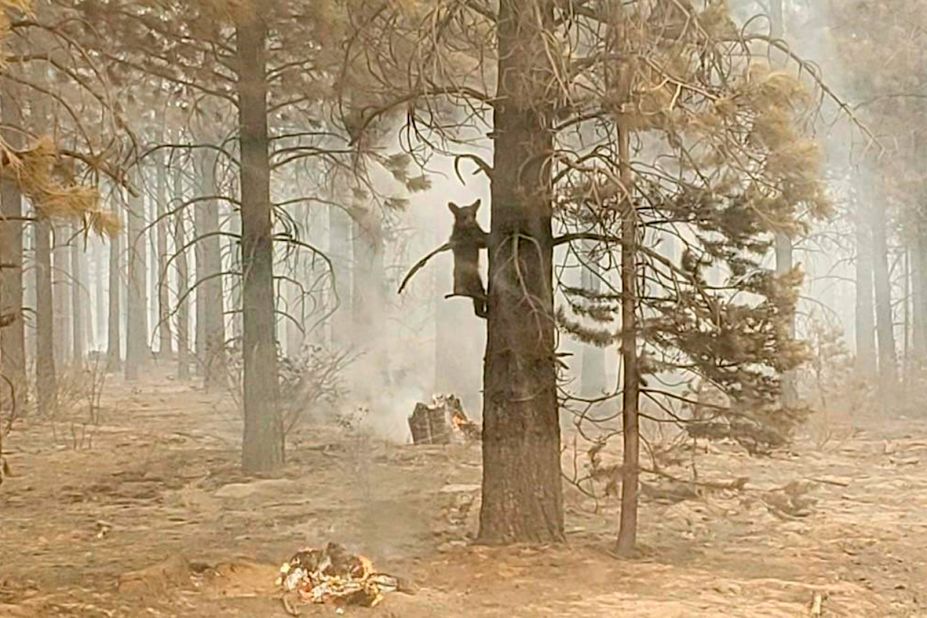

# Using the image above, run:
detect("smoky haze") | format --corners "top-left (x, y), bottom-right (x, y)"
top-left (0, 1), bottom-right (925, 616)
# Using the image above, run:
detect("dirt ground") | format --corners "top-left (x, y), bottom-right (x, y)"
top-left (1, 370), bottom-right (926, 617)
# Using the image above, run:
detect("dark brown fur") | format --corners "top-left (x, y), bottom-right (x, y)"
top-left (448, 199), bottom-right (488, 318)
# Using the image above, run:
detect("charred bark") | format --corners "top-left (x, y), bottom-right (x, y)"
top-left (237, 10), bottom-right (283, 472)
top-left (477, 0), bottom-right (564, 544)
top-left (0, 88), bottom-right (25, 415)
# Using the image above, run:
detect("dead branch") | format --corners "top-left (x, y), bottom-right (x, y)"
top-left (397, 242), bottom-right (451, 294)
top-left (454, 153), bottom-right (493, 184)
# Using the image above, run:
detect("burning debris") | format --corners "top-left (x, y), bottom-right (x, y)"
top-left (276, 542), bottom-right (400, 608)
top-left (408, 394), bottom-right (481, 445)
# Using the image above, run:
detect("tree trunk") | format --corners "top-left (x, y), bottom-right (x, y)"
top-left (195, 148), bottom-right (226, 388)
top-left (34, 219), bottom-right (57, 415)
top-left (174, 208), bottom-right (190, 381)
top-left (284, 266), bottom-right (302, 357)
top-left (94, 240), bottom-right (105, 350)
top-left (237, 10), bottom-right (283, 472)
top-left (477, 0), bottom-right (564, 544)
top-left (227, 204), bottom-right (243, 344)
top-left (156, 150), bottom-right (173, 358)
top-left (52, 225), bottom-right (71, 366)
top-left (871, 201), bottom-right (897, 394)
top-left (615, 122), bottom-right (641, 556)
top-left (855, 199), bottom-right (877, 376)
top-left (70, 226), bottom-right (84, 369)
top-left (912, 230), bottom-right (927, 362)
top-left (0, 88), bottom-right (26, 416)
top-left (125, 182), bottom-right (148, 380)
top-left (107, 203), bottom-right (122, 370)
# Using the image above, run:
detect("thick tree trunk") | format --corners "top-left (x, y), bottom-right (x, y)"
top-left (70, 227), bottom-right (84, 369)
top-left (34, 219), bottom-right (57, 415)
top-left (125, 183), bottom-right (148, 380)
top-left (855, 200), bottom-right (877, 376)
top-left (0, 89), bottom-right (26, 415)
top-left (237, 10), bottom-right (283, 472)
top-left (871, 202), bottom-right (897, 394)
top-left (329, 204), bottom-right (352, 348)
top-left (156, 150), bottom-right (173, 358)
top-left (194, 148), bottom-right (226, 388)
top-left (107, 203), bottom-right (122, 370)
top-left (52, 225), bottom-right (71, 366)
top-left (477, 0), bottom-right (564, 544)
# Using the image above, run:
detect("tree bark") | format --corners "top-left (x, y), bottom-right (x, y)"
top-left (174, 207), bottom-right (190, 381)
top-left (107, 202), bottom-right (122, 370)
top-left (0, 87), bottom-right (25, 416)
top-left (194, 147), bottom-right (226, 387)
top-left (70, 225), bottom-right (84, 369)
top-left (125, 181), bottom-right (148, 380)
top-left (477, 0), bottom-right (564, 544)
top-left (237, 10), bottom-right (283, 472)
top-left (156, 149), bottom-right (173, 357)
top-left (871, 201), bottom-right (897, 394)
top-left (52, 225), bottom-right (71, 366)
top-left (855, 199), bottom-right (877, 376)
top-left (94, 240), bottom-right (105, 350)
top-left (615, 122), bottom-right (641, 556)
top-left (34, 219), bottom-right (57, 415)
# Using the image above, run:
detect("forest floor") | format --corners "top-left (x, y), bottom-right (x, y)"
top-left (1, 369), bottom-right (926, 617)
